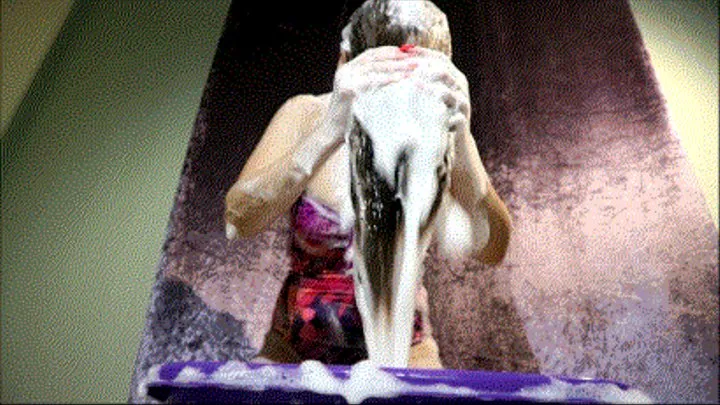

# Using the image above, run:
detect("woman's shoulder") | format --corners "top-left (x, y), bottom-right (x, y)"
top-left (266, 93), bottom-right (331, 134)
top-left (282, 92), bottom-right (331, 113)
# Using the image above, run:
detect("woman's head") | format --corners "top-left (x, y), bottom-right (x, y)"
top-left (340, 0), bottom-right (451, 60)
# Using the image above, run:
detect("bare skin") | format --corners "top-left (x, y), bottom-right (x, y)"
top-left (225, 46), bottom-right (511, 368)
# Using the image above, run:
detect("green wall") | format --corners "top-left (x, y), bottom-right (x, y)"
top-left (1, 0), bottom-right (717, 403)
top-left (1, 1), bottom-right (230, 402)
top-left (1, 0), bottom-right (75, 134)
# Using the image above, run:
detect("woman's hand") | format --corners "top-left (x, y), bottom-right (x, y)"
top-left (292, 46), bottom-right (420, 179)
top-left (330, 45), bottom-right (470, 146)
top-left (405, 47), bottom-right (471, 142)
top-left (327, 46), bottom-right (419, 139)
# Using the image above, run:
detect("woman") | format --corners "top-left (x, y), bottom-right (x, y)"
top-left (224, 0), bottom-right (511, 368)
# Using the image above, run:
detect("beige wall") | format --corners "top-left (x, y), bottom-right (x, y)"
top-left (630, 0), bottom-right (719, 227)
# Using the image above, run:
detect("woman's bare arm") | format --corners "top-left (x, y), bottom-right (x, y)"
top-left (450, 127), bottom-right (511, 265)
top-left (225, 95), bottom-right (334, 238)
top-left (226, 46), bottom-right (418, 239)
top-left (479, 180), bottom-right (511, 264)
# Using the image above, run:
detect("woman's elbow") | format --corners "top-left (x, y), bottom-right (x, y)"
top-left (224, 186), bottom-right (268, 239)
top-left (478, 219), bottom-right (511, 265)
top-left (477, 192), bottom-right (512, 265)
top-left (225, 205), bottom-right (256, 239)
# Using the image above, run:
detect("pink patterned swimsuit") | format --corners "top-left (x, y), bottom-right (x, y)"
top-left (276, 194), bottom-right (425, 364)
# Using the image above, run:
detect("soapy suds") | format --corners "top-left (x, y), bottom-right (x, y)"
top-left (139, 363), bottom-right (161, 399)
top-left (518, 377), bottom-right (654, 404)
top-left (212, 361), bottom-right (297, 391)
top-left (299, 360), bottom-right (477, 404)
top-left (435, 193), bottom-right (481, 264)
top-left (174, 366), bottom-right (206, 383)
top-left (147, 360), bottom-right (654, 404)
top-left (349, 79), bottom-right (454, 367)
top-left (387, 1), bottom-right (431, 29)
top-left (156, 360), bottom-right (476, 403)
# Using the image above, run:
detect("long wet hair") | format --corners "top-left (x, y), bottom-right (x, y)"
top-left (344, 0), bottom-right (453, 318)
top-left (340, 0), bottom-right (452, 60)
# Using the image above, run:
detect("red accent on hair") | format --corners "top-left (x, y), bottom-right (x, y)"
top-left (400, 44), bottom-right (415, 53)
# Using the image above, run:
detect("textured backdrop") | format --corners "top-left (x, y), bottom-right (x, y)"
top-left (129, 1), bottom-right (718, 402)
